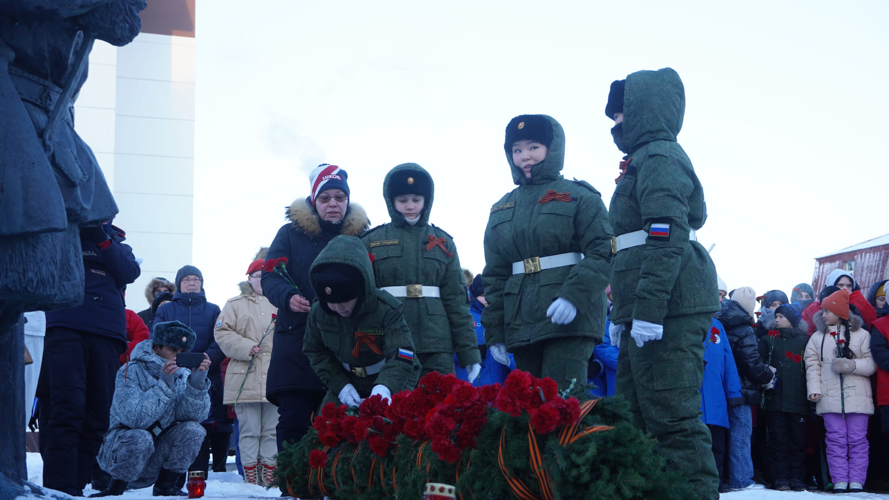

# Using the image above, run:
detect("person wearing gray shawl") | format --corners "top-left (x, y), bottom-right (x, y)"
top-left (92, 321), bottom-right (211, 497)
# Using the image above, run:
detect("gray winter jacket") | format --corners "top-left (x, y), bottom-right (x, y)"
top-left (98, 340), bottom-right (210, 470)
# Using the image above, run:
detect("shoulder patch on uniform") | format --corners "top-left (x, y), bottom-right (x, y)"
top-left (215, 317), bottom-right (223, 329)
top-left (569, 179), bottom-right (601, 195)
top-left (490, 201), bottom-right (515, 213)
top-left (397, 348), bottom-right (414, 363)
top-left (370, 239), bottom-right (400, 248)
top-left (648, 221), bottom-right (671, 241)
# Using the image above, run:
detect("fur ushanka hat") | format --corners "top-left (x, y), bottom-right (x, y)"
top-left (152, 320), bottom-right (196, 352)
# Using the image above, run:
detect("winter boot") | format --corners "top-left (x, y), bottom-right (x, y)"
top-left (243, 463), bottom-right (259, 485)
top-left (153, 468), bottom-right (187, 497)
top-left (89, 479), bottom-right (128, 497)
top-left (832, 481), bottom-right (848, 493)
top-left (262, 463), bottom-right (277, 488)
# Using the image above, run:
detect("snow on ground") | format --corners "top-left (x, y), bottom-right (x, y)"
top-left (20, 452), bottom-right (889, 499)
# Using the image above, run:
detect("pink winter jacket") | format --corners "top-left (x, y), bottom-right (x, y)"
top-left (805, 312), bottom-right (876, 415)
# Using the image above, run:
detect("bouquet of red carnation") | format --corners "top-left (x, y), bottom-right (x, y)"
top-left (263, 257), bottom-right (301, 295)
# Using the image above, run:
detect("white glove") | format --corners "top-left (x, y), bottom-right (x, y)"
top-left (609, 323), bottom-right (625, 347)
top-left (546, 298), bottom-right (577, 325)
top-left (630, 320), bottom-right (663, 347)
top-left (338, 384), bottom-right (361, 408)
top-left (489, 343), bottom-right (510, 366)
top-left (465, 363), bottom-right (481, 383)
top-left (370, 384), bottom-right (391, 403)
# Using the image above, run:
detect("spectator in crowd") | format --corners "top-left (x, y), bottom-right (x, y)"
top-left (755, 290), bottom-right (788, 339)
top-left (38, 222), bottom-right (141, 496)
top-left (759, 303), bottom-right (810, 491)
top-left (806, 288), bottom-right (877, 493)
top-left (23, 311), bottom-right (45, 427)
top-left (154, 265), bottom-right (229, 477)
top-left (825, 269), bottom-right (877, 330)
top-left (122, 308), bottom-right (149, 365)
top-left (302, 236), bottom-right (421, 406)
top-left (261, 164), bottom-right (370, 495)
top-left (91, 321), bottom-right (211, 497)
top-left (867, 279), bottom-right (888, 312)
top-left (214, 252), bottom-right (279, 487)
top-left (137, 277), bottom-right (175, 327)
top-left (870, 283), bottom-right (889, 489)
top-left (589, 285), bottom-right (617, 398)
top-left (716, 286), bottom-right (774, 491)
top-left (718, 276), bottom-right (728, 303)
top-left (361, 163), bottom-right (481, 381)
top-left (456, 275), bottom-right (515, 385)
top-left (700, 316), bottom-right (742, 493)
top-left (791, 283), bottom-right (815, 308)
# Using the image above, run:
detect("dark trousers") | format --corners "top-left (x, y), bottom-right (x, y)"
top-left (37, 327), bottom-right (122, 496)
top-left (708, 424), bottom-right (728, 487)
top-left (767, 411), bottom-right (808, 483)
top-left (189, 426), bottom-right (232, 474)
top-left (274, 390), bottom-right (325, 494)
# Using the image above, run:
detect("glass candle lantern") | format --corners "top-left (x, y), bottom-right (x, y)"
top-left (186, 470), bottom-right (206, 498)
top-left (424, 482), bottom-right (456, 500)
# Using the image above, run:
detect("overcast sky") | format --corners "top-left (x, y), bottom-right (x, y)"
top-left (191, 0), bottom-right (888, 307)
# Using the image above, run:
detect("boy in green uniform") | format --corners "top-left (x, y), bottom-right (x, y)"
top-left (360, 164), bottom-right (481, 381)
top-left (481, 114), bottom-right (613, 390)
top-left (303, 236), bottom-right (421, 407)
top-left (605, 68), bottom-right (720, 499)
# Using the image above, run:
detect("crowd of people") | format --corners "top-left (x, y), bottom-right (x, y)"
top-left (18, 66), bottom-right (889, 500)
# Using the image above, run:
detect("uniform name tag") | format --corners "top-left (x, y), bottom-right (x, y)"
top-left (490, 202), bottom-right (515, 213)
top-left (370, 239), bottom-right (399, 248)
top-left (356, 328), bottom-right (384, 336)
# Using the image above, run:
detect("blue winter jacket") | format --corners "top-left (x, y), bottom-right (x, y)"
top-left (455, 300), bottom-right (514, 386)
top-left (589, 313), bottom-right (619, 397)
top-left (700, 318), bottom-right (743, 428)
top-left (45, 235), bottom-right (141, 345)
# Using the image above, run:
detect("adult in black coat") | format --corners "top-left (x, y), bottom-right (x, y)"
top-left (153, 265), bottom-right (229, 475)
top-left (39, 223), bottom-right (141, 496)
top-left (261, 165), bottom-right (369, 489)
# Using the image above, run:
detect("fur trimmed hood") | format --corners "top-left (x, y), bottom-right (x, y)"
top-left (286, 197), bottom-right (370, 239)
top-left (143, 276), bottom-right (176, 307)
top-left (238, 281), bottom-right (253, 296)
top-left (813, 310), bottom-right (863, 334)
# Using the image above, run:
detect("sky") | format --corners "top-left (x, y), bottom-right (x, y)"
top-left (190, 0), bottom-right (889, 308)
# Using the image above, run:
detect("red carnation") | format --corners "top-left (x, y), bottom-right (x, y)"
top-left (277, 257), bottom-right (289, 266)
top-left (529, 402), bottom-right (562, 434)
top-left (262, 259), bottom-right (276, 273)
top-left (308, 449), bottom-right (328, 469)
top-left (710, 326), bottom-right (720, 336)
top-left (272, 313), bottom-right (277, 321)
top-left (837, 339), bottom-right (846, 344)
top-left (710, 333), bottom-right (718, 344)
top-left (368, 252), bottom-right (375, 264)
top-left (786, 351), bottom-right (794, 359)
top-left (768, 330), bottom-right (780, 338)
top-left (829, 331), bottom-right (838, 337)
top-left (793, 354), bottom-right (802, 363)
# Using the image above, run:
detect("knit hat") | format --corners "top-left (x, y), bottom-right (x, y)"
top-left (175, 265), bottom-right (204, 291)
top-left (387, 168), bottom-right (431, 200)
top-left (731, 286), bottom-right (757, 318)
top-left (469, 274), bottom-right (484, 298)
top-left (876, 285), bottom-right (886, 300)
top-left (246, 259), bottom-right (263, 275)
top-left (762, 290), bottom-right (789, 308)
top-left (309, 163), bottom-right (350, 207)
top-left (311, 263), bottom-right (364, 305)
top-left (152, 320), bottom-right (196, 351)
top-left (819, 285), bottom-right (840, 302)
top-left (790, 283), bottom-right (815, 303)
top-left (504, 115), bottom-right (553, 152)
top-left (822, 288), bottom-right (850, 320)
top-left (775, 303), bottom-right (802, 329)
top-left (716, 275), bottom-right (727, 293)
top-left (604, 79), bottom-right (626, 119)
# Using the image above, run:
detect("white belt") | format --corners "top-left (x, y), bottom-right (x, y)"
top-left (380, 285), bottom-right (441, 298)
top-left (612, 229), bottom-right (697, 254)
top-left (342, 359), bottom-right (386, 377)
top-left (511, 252), bottom-right (583, 275)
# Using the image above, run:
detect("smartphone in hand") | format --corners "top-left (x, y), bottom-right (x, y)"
top-left (175, 352), bottom-right (204, 368)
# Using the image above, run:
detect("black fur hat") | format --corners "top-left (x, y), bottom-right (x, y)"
top-left (311, 263), bottom-right (364, 305)
top-left (605, 79), bottom-right (625, 119)
top-left (388, 169), bottom-right (431, 200)
top-left (152, 320), bottom-right (196, 351)
top-left (504, 115), bottom-right (553, 152)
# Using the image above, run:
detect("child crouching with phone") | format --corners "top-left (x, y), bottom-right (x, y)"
top-left (91, 321), bottom-right (212, 497)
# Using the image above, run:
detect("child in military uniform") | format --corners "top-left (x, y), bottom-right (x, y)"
top-left (360, 163), bottom-right (481, 382)
top-left (303, 235), bottom-right (421, 407)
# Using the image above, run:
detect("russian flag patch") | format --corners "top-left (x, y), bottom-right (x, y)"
top-left (649, 222), bottom-right (671, 240)
top-left (397, 348), bottom-right (414, 363)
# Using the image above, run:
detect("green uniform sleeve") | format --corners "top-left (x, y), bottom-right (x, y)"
top-left (374, 305), bottom-right (421, 393)
top-left (480, 218), bottom-right (512, 346)
top-left (302, 308), bottom-right (351, 397)
top-left (633, 153), bottom-right (694, 324)
top-left (554, 189), bottom-right (613, 309)
top-left (441, 240), bottom-right (482, 367)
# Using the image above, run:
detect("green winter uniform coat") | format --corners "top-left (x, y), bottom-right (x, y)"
top-left (608, 68), bottom-right (718, 325)
top-left (759, 325), bottom-right (810, 415)
top-left (481, 116), bottom-right (613, 351)
top-left (303, 236), bottom-right (421, 399)
top-left (360, 164), bottom-right (480, 369)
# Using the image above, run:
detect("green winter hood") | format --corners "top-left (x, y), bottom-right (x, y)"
top-left (309, 235), bottom-right (378, 313)
top-left (503, 114), bottom-right (565, 186)
top-left (382, 163), bottom-right (434, 228)
top-left (622, 67), bottom-right (685, 154)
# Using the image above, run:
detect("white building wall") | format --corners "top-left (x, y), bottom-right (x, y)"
top-left (74, 32), bottom-right (196, 316)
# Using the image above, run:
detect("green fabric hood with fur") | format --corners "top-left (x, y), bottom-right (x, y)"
top-left (504, 115), bottom-right (566, 186)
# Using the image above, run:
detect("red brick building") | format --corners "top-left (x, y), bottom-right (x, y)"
top-left (812, 233), bottom-right (889, 292)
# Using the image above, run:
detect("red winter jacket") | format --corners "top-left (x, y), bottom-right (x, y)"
top-left (850, 290), bottom-right (877, 330)
top-left (802, 301), bottom-right (820, 336)
top-left (122, 309), bottom-right (150, 365)
top-left (872, 316), bottom-right (889, 407)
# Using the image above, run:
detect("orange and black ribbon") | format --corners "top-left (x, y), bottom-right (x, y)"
top-left (527, 423), bottom-right (555, 500)
top-left (537, 190), bottom-right (572, 204)
top-left (497, 428), bottom-right (538, 500)
top-left (615, 157), bottom-right (633, 184)
top-left (426, 235), bottom-right (454, 257)
top-left (352, 331), bottom-right (382, 358)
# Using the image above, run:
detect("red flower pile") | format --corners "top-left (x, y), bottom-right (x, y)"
top-left (494, 370), bottom-right (581, 435)
top-left (309, 449), bottom-right (328, 469)
top-left (312, 395), bottom-right (397, 457)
